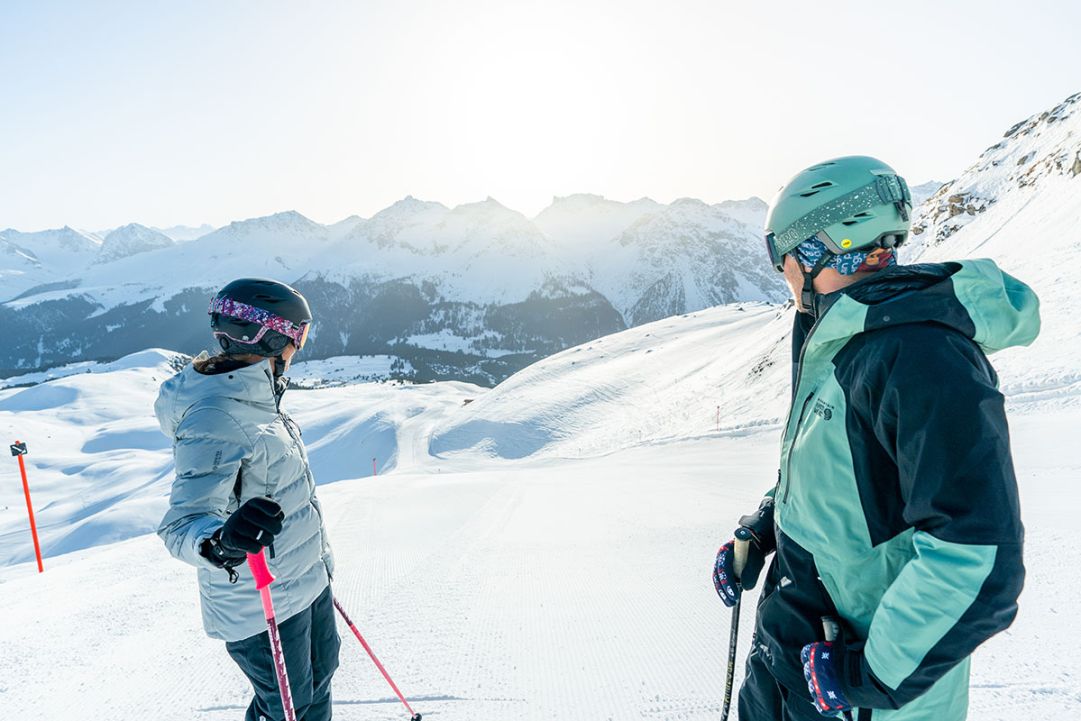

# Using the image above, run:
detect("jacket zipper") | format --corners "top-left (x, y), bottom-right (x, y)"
top-left (780, 316), bottom-right (820, 503)
top-left (783, 390), bottom-right (816, 503)
top-left (278, 405), bottom-right (331, 576)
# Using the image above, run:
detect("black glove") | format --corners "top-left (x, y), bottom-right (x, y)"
top-left (737, 495), bottom-right (777, 558)
top-left (220, 496), bottom-right (284, 554)
top-left (712, 497), bottom-right (776, 607)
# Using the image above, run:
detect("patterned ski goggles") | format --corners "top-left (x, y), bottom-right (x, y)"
top-left (209, 296), bottom-right (312, 350)
top-left (765, 229), bottom-right (865, 273)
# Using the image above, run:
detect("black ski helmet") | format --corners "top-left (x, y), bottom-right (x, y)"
top-left (208, 278), bottom-right (313, 356)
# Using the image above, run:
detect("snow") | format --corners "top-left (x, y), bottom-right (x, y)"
top-left (97, 223), bottom-right (175, 263)
top-left (0, 358), bottom-right (1076, 719)
top-left (431, 303), bottom-right (789, 460)
top-left (1, 272), bottom-right (1077, 720)
top-left (0, 226), bottom-right (103, 298)
top-left (287, 355), bottom-right (414, 388)
top-left (0, 351), bottom-right (478, 567)
top-left (155, 224), bottom-right (217, 242)
top-left (403, 329), bottom-right (520, 358)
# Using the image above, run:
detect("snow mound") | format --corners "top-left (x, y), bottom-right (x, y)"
top-left (430, 303), bottom-right (791, 460)
top-left (0, 348), bottom-right (185, 389)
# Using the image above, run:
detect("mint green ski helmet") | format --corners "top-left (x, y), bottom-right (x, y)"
top-left (764, 156), bottom-right (913, 272)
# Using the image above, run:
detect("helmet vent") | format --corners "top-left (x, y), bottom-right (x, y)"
top-left (841, 211), bottom-right (874, 227)
top-left (798, 180), bottom-right (835, 198)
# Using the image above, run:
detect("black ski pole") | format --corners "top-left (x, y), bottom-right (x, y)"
top-left (721, 527), bottom-right (753, 721)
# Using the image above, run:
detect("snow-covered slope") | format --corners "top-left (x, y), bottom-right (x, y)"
top-left (327, 196), bottom-right (564, 304)
top-left (0, 350), bottom-right (479, 567)
top-left (155, 223), bottom-right (216, 241)
top-left (533, 193), bottom-right (663, 258)
top-left (0, 226), bottom-right (103, 299)
top-left (908, 180), bottom-right (945, 209)
top-left (431, 303), bottom-right (790, 460)
top-left (602, 199), bottom-right (778, 324)
top-left (0, 346), bottom-right (1077, 721)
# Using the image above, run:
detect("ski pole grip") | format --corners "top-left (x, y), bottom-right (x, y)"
top-left (821, 616), bottom-right (841, 643)
top-left (732, 527), bottom-right (752, 580)
top-left (247, 549), bottom-right (275, 590)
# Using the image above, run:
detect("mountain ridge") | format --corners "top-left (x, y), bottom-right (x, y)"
top-left (1, 193), bottom-right (785, 384)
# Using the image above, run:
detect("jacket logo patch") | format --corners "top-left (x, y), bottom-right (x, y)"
top-left (812, 399), bottom-right (834, 421)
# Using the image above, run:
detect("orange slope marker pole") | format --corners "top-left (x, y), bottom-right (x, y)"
top-left (11, 440), bottom-right (44, 573)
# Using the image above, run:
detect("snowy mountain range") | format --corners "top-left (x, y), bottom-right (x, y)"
top-left (1, 194), bottom-right (781, 384)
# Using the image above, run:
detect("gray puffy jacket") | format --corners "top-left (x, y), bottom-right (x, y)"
top-left (156, 353), bottom-right (334, 642)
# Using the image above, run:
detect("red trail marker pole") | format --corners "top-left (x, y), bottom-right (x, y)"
top-left (10, 440), bottom-right (43, 573)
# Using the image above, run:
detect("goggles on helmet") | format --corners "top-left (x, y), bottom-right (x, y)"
top-left (764, 174), bottom-right (911, 274)
top-left (209, 296), bottom-right (312, 350)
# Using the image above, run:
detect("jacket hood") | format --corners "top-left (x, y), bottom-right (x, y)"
top-left (812, 259), bottom-right (1041, 355)
top-left (154, 351), bottom-right (277, 437)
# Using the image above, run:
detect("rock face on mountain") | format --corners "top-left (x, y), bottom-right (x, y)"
top-left (1, 193), bottom-right (786, 384)
top-left (908, 92), bottom-right (1081, 255)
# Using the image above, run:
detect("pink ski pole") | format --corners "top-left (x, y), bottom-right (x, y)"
top-left (333, 597), bottom-right (422, 721)
top-left (248, 549), bottom-right (298, 721)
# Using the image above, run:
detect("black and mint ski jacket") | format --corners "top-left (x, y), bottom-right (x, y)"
top-left (756, 259), bottom-right (1040, 720)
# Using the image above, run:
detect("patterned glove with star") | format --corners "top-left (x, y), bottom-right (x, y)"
top-left (801, 641), bottom-right (854, 717)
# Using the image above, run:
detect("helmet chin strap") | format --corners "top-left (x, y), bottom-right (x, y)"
top-left (270, 354), bottom-right (286, 379)
top-left (798, 252), bottom-right (835, 316)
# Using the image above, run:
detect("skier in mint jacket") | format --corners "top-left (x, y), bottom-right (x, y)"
top-left (712, 156), bottom-right (1040, 720)
top-left (157, 278), bottom-right (339, 721)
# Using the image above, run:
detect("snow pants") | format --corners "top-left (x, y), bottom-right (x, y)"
top-left (738, 636), bottom-right (845, 721)
top-left (226, 584), bottom-right (341, 721)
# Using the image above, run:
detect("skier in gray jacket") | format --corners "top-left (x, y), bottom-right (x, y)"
top-left (157, 278), bottom-right (339, 721)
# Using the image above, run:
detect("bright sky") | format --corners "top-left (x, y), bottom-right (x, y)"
top-left (1, 0), bottom-right (1079, 232)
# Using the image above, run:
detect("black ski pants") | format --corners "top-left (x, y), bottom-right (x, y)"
top-left (738, 635), bottom-right (828, 721)
top-left (226, 584), bottom-right (341, 721)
